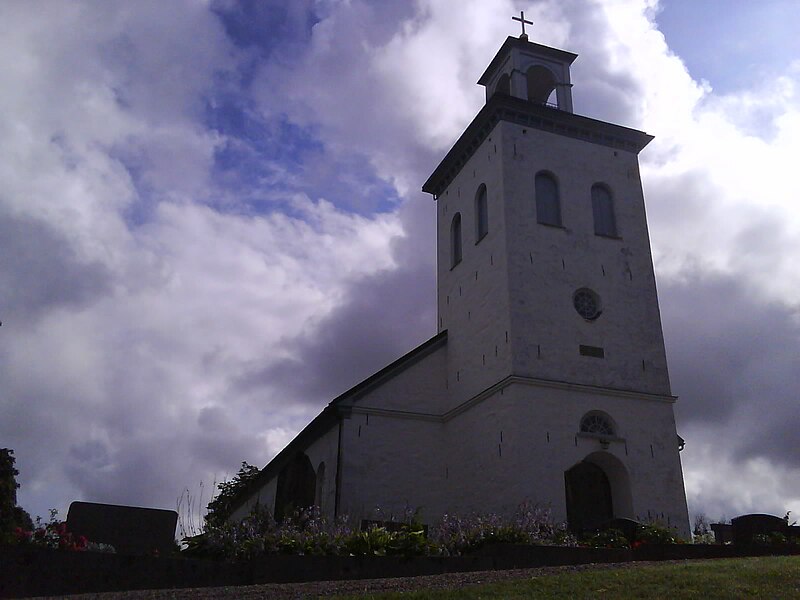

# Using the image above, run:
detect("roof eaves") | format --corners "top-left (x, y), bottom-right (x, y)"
top-left (422, 96), bottom-right (653, 198)
top-left (477, 37), bottom-right (578, 85)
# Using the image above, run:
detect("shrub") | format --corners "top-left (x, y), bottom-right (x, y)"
top-left (0, 448), bottom-right (33, 544)
top-left (186, 501), bottom-right (602, 560)
top-left (581, 528), bottom-right (629, 548)
top-left (636, 523), bottom-right (677, 545)
top-left (430, 502), bottom-right (558, 555)
top-left (11, 509), bottom-right (114, 553)
top-left (184, 504), bottom-right (355, 560)
top-left (753, 532), bottom-right (790, 546)
top-left (204, 463), bottom-right (261, 529)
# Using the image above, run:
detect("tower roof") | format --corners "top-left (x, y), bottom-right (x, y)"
top-left (477, 36), bottom-right (578, 86)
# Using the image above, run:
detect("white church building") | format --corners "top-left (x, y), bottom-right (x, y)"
top-left (229, 31), bottom-right (691, 537)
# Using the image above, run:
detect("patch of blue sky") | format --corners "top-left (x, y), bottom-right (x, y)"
top-left (656, 0), bottom-right (800, 95)
top-left (206, 97), bottom-right (401, 218)
top-left (211, 0), bottom-right (318, 86)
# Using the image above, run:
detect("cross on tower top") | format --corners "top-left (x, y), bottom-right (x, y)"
top-left (512, 11), bottom-right (533, 40)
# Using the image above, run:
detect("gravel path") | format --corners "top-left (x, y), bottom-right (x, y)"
top-left (32, 560), bottom-right (670, 599)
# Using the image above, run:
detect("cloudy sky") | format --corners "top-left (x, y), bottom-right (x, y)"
top-left (2, 0), bottom-right (799, 528)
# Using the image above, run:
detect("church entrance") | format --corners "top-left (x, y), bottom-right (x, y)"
top-left (564, 461), bottom-right (613, 532)
top-left (274, 452), bottom-right (316, 521)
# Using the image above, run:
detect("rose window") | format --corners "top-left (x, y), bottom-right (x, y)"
top-left (573, 288), bottom-right (601, 320)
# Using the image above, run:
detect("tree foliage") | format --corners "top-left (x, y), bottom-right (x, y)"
top-left (204, 462), bottom-right (261, 529)
top-left (0, 448), bottom-right (33, 543)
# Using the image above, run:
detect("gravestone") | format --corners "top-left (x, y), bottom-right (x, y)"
top-left (710, 523), bottom-right (733, 544)
top-left (730, 513), bottom-right (787, 545)
top-left (66, 501), bottom-right (177, 555)
top-left (599, 518), bottom-right (640, 542)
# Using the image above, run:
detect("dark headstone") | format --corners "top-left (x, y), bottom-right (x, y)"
top-left (66, 501), bottom-right (177, 556)
top-left (710, 523), bottom-right (733, 544)
top-left (599, 518), bottom-right (640, 542)
top-left (731, 514), bottom-right (787, 545)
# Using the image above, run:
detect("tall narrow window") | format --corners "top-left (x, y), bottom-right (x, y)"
top-left (535, 172), bottom-right (562, 226)
top-left (592, 184), bottom-right (617, 237)
top-left (475, 184), bottom-right (488, 242)
top-left (450, 212), bottom-right (462, 267)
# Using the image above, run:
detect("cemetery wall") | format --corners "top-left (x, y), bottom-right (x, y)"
top-left (3, 543), bottom-right (798, 598)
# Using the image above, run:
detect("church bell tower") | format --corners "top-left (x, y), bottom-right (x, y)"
top-left (423, 25), bottom-right (689, 535)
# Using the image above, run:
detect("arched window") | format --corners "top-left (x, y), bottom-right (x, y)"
top-left (592, 184), bottom-right (617, 237)
top-left (535, 172), bottom-right (562, 227)
top-left (579, 412), bottom-right (616, 436)
top-left (475, 185), bottom-right (488, 242)
top-left (450, 213), bottom-right (462, 267)
top-left (274, 452), bottom-right (316, 521)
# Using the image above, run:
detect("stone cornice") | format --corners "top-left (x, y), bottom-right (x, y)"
top-left (354, 374), bottom-right (677, 423)
top-left (422, 94), bottom-right (654, 198)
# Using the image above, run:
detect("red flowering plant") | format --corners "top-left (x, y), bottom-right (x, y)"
top-left (12, 509), bottom-right (105, 552)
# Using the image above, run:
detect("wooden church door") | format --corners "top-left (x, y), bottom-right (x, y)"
top-left (564, 461), bottom-right (613, 532)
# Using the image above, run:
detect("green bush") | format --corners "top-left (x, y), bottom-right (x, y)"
top-left (581, 528), bottom-right (629, 548)
top-left (753, 532), bottom-right (789, 546)
top-left (636, 523), bottom-right (677, 545)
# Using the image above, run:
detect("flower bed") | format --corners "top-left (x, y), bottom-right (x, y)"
top-left (183, 503), bottom-right (579, 561)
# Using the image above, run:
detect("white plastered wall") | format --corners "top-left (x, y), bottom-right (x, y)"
top-left (442, 380), bottom-right (690, 537)
top-left (500, 121), bottom-right (671, 395)
top-left (437, 124), bottom-right (514, 407)
top-left (338, 413), bottom-right (446, 523)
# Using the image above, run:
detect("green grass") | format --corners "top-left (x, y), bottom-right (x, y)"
top-left (334, 556), bottom-right (800, 599)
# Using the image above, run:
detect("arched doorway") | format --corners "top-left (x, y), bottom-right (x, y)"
top-left (274, 452), bottom-right (316, 521)
top-left (564, 451), bottom-right (634, 532)
top-left (564, 461), bottom-right (613, 532)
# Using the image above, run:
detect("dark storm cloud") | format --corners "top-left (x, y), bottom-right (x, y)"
top-left (236, 253), bottom-right (436, 405)
top-left (0, 213), bottom-right (111, 321)
top-left (661, 270), bottom-right (800, 467)
top-left (65, 439), bottom-right (184, 508)
top-left (62, 402), bottom-right (266, 510)
top-left (235, 193), bottom-right (437, 405)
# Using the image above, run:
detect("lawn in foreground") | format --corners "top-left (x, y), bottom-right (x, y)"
top-left (335, 556), bottom-right (800, 599)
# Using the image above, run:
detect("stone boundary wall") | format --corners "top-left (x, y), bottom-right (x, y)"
top-left (3, 544), bottom-right (799, 598)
